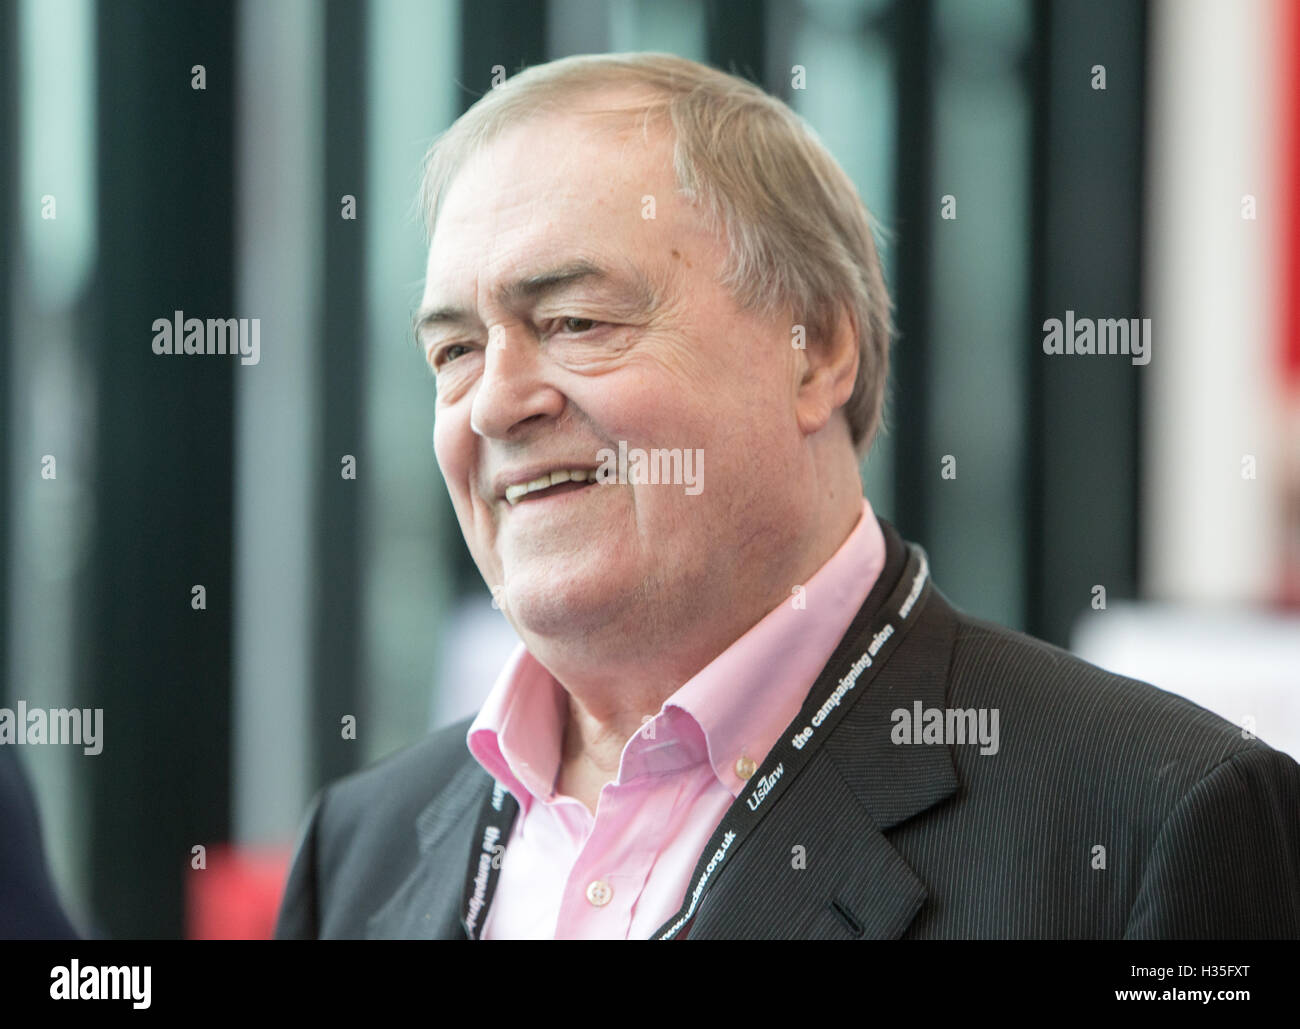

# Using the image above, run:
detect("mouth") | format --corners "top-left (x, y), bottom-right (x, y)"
top-left (504, 469), bottom-right (600, 506)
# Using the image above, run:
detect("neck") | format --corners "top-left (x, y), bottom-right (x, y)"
top-left (529, 447), bottom-right (865, 808)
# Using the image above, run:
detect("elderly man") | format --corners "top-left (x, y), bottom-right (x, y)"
top-left (275, 53), bottom-right (1300, 940)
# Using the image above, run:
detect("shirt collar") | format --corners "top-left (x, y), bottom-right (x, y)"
top-left (467, 644), bottom-right (565, 816)
top-left (662, 497), bottom-right (884, 797)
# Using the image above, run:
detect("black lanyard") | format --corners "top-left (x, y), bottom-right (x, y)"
top-left (460, 542), bottom-right (933, 940)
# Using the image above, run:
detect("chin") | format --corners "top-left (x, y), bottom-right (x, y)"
top-left (504, 574), bottom-right (624, 639)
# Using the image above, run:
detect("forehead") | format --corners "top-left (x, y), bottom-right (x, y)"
top-left (423, 104), bottom-right (697, 298)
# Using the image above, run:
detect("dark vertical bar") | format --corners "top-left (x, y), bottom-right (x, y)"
top-left (1025, 0), bottom-right (1146, 646)
top-left (445, 0), bottom-right (548, 594)
top-left (1131, 0), bottom-right (1149, 599)
top-left (313, 0), bottom-right (368, 786)
top-left (706, 0), bottom-right (766, 83)
top-left (1025, 0), bottom-right (1052, 643)
top-left (89, 0), bottom-right (235, 938)
top-left (0, 0), bottom-right (14, 704)
top-left (458, 0), bottom-right (547, 114)
top-left (888, 0), bottom-right (935, 541)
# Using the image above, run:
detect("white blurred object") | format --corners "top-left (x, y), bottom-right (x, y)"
top-left (429, 598), bottom-right (524, 731)
top-left (1071, 604), bottom-right (1300, 759)
top-left (1144, 0), bottom-right (1286, 603)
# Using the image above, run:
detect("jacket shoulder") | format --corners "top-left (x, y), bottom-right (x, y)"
top-left (325, 715), bottom-right (482, 819)
top-left (274, 716), bottom-right (488, 938)
top-left (894, 596), bottom-right (1300, 936)
top-left (315, 715), bottom-right (488, 873)
top-left (945, 603), bottom-right (1277, 774)
top-left (933, 600), bottom-right (1300, 844)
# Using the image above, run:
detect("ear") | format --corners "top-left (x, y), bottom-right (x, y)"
top-left (794, 304), bottom-right (859, 438)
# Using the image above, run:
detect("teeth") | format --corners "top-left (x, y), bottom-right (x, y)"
top-left (505, 470), bottom-right (594, 505)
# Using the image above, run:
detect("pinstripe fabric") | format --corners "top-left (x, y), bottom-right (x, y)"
top-left (274, 520), bottom-right (1300, 940)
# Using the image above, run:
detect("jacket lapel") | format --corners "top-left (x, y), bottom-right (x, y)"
top-left (687, 526), bottom-right (962, 940)
top-left (365, 759), bottom-right (493, 939)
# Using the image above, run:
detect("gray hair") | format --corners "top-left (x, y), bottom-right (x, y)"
top-left (417, 52), bottom-right (894, 458)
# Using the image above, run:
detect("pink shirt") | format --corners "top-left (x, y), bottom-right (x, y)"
top-left (466, 498), bottom-right (886, 939)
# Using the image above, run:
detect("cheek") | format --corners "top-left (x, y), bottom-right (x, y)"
top-left (433, 413), bottom-right (474, 501)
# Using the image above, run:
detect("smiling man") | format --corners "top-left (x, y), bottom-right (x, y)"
top-left (275, 53), bottom-right (1300, 940)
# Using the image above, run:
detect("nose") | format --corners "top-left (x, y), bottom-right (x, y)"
top-left (469, 322), bottom-right (565, 440)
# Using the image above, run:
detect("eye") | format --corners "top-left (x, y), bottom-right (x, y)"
top-left (560, 317), bottom-right (597, 333)
top-left (431, 343), bottom-right (472, 369)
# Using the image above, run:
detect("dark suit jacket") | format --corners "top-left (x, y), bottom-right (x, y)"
top-left (275, 519), bottom-right (1300, 939)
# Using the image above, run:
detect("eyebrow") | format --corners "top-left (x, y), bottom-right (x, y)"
top-left (413, 260), bottom-right (659, 340)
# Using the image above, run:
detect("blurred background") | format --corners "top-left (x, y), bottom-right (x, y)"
top-left (1, 0), bottom-right (1296, 939)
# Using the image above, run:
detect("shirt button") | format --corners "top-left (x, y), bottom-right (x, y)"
top-left (586, 880), bottom-right (613, 907)
top-left (735, 755), bottom-right (757, 780)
